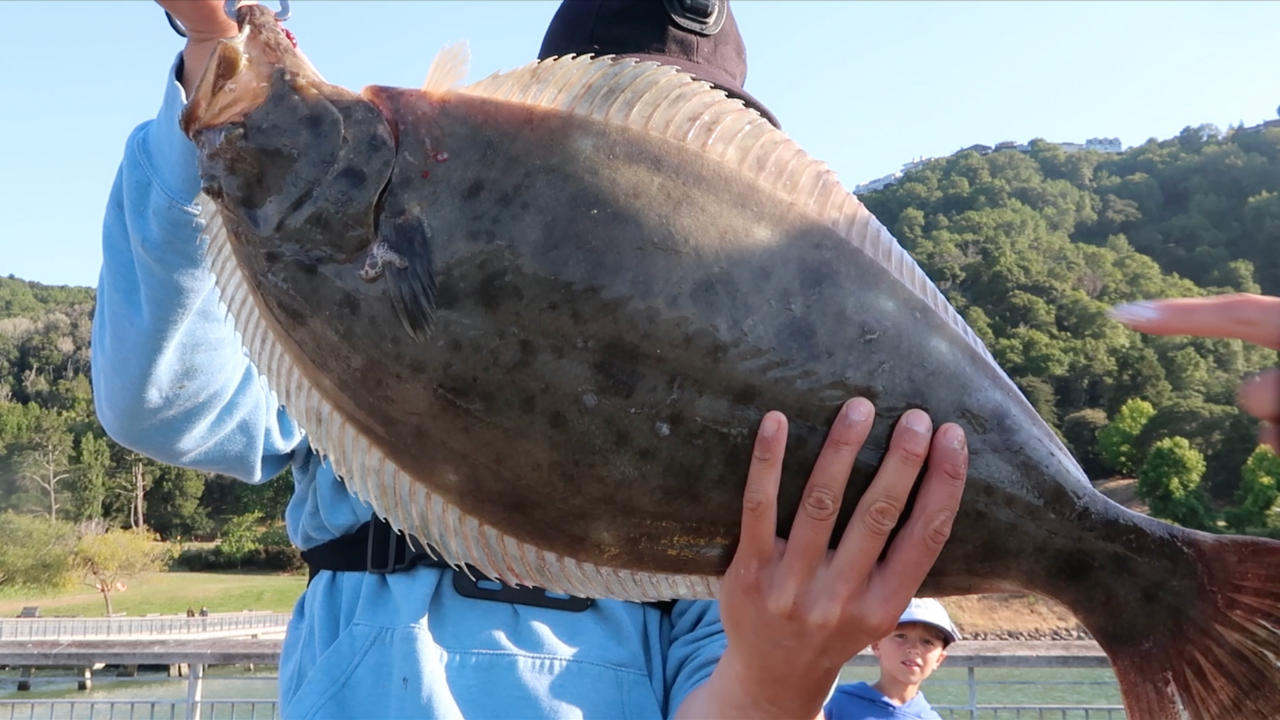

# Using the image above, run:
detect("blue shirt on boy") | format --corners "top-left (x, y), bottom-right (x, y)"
top-left (824, 681), bottom-right (944, 720)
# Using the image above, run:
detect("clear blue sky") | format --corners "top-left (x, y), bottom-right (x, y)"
top-left (3, 1), bottom-right (1276, 289)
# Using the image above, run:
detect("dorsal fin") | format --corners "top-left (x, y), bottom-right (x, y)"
top-left (422, 42), bottom-right (470, 94)
top-left (457, 54), bottom-right (996, 365)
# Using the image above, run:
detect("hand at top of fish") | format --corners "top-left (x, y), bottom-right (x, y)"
top-left (175, 3), bottom-right (1280, 718)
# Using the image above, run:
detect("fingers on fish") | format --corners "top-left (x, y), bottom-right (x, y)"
top-left (866, 423), bottom-right (966, 613)
top-left (737, 411), bottom-right (788, 570)
top-left (779, 398), bottom-right (873, 582)
top-left (831, 409), bottom-right (932, 584)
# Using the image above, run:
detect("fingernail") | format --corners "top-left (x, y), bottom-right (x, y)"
top-left (760, 413), bottom-right (780, 438)
top-left (904, 410), bottom-right (930, 433)
top-left (1107, 301), bottom-right (1161, 325)
top-left (845, 399), bottom-right (873, 424)
top-left (944, 424), bottom-right (966, 449)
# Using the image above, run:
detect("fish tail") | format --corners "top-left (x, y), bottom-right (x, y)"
top-left (1086, 532), bottom-right (1280, 719)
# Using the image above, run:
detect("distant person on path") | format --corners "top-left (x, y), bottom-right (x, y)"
top-left (199, 607), bottom-right (209, 618)
top-left (823, 598), bottom-right (959, 720)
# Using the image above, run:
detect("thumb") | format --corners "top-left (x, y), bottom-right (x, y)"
top-left (155, 0), bottom-right (249, 40)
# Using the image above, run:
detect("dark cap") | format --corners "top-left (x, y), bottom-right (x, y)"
top-left (538, 0), bottom-right (780, 129)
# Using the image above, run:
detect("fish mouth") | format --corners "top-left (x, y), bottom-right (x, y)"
top-left (180, 3), bottom-right (327, 139)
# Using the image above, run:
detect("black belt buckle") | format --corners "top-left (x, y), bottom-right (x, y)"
top-left (363, 514), bottom-right (592, 611)
top-left (366, 515), bottom-right (433, 573)
top-left (451, 569), bottom-right (594, 612)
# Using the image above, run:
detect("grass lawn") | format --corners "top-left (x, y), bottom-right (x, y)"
top-left (0, 571), bottom-right (307, 618)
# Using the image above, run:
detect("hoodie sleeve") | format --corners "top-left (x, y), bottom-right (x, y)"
top-left (663, 599), bottom-right (727, 719)
top-left (91, 54), bottom-right (305, 484)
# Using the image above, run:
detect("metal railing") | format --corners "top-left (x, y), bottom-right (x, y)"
top-left (0, 699), bottom-right (278, 720)
top-left (0, 615), bottom-right (291, 641)
top-left (929, 666), bottom-right (1125, 719)
top-left (0, 699), bottom-right (1131, 720)
top-left (939, 709), bottom-right (1124, 719)
top-left (1, 637), bottom-right (1134, 720)
top-left (0, 664), bottom-right (1129, 720)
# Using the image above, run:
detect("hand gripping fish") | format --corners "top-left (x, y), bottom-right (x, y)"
top-left (179, 6), bottom-right (1280, 718)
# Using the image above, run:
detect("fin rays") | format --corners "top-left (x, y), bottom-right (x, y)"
top-left (461, 54), bottom-right (996, 366)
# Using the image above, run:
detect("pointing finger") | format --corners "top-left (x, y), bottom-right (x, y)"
top-left (1108, 294), bottom-right (1280, 350)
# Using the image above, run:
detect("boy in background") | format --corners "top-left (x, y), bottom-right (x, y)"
top-left (825, 598), bottom-right (960, 720)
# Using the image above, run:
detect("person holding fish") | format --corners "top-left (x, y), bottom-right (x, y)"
top-left (94, 1), bottom-right (970, 719)
top-left (94, 0), bottom-right (1280, 718)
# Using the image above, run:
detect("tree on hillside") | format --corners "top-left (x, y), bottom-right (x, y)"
top-left (70, 432), bottom-right (112, 521)
top-left (1097, 398), bottom-right (1156, 475)
top-left (16, 409), bottom-right (75, 521)
top-left (146, 464), bottom-right (213, 540)
top-left (74, 527), bottom-right (174, 616)
top-left (1062, 408), bottom-right (1109, 478)
top-left (1137, 436), bottom-right (1215, 530)
top-left (0, 512), bottom-right (76, 590)
top-left (109, 453), bottom-right (152, 530)
top-left (218, 512), bottom-right (264, 568)
top-left (1134, 399), bottom-right (1260, 500)
top-left (1225, 446), bottom-right (1280, 532)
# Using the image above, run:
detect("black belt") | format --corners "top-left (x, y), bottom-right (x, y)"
top-left (301, 514), bottom-right (594, 612)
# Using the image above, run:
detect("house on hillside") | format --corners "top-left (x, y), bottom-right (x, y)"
top-left (853, 156), bottom-right (935, 194)
top-left (1085, 137), bottom-right (1123, 153)
top-left (1237, 119), bottom-right (1280, 134)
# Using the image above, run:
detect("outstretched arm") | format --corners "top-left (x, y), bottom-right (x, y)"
top-left (92, 0), bottom-right (303, 483)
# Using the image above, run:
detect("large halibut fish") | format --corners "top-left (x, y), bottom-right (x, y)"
top-left (179, 6), bottom-right (1280, 718)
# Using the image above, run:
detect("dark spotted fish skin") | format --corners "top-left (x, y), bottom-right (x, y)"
top-left (180, 7), bottom-right (1280, 719)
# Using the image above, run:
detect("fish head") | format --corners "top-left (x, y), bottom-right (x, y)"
top-left (180, 3), bottom-right (395, 262)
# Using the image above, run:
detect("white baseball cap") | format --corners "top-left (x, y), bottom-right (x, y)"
top-left (897, 597), bottom-right (960, 645)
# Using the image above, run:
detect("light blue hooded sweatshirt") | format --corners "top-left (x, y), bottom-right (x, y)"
top-left (91, 54), bottom-right (726, 720)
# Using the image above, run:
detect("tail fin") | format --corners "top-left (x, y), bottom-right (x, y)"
top-left (1085, 533), bottom-right (1280, 719)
